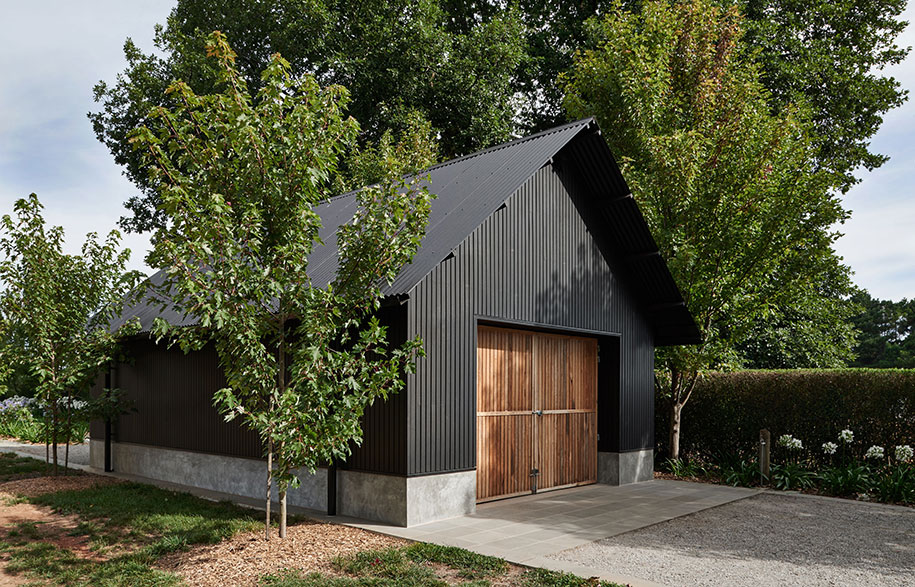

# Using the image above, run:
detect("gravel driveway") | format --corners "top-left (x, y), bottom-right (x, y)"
top-left (549, 492), bottom-right (915, 586)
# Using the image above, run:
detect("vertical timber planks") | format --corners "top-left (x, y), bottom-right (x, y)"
top-left (476, 325), bottom-right (598, 501)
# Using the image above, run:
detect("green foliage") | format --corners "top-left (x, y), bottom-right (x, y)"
top-left (849, 290), bottom-right (915, 368)
top-left (722, 460), bottom-right (762, 487)
top-left (519, 568), bottom-right (621, 587)
top-left (561, 0), bottom-right (851, 460)
top-left (663, 458), bottom-right (709, 479)
top-left (659, 369), bottom-right (915, 459)
top-left (404, 543), bottom-right (508, 580)
top-left (817, 465), bottom-right (872, 497)
top-left (264, 544), bottom-right (622, 587)
top-left (132, 33), bottom-right (433, 530)
top-left (769, 463), bottom-right (816, 491)
top-left (0, 404), bottom-right (44, 443)
top-left (871, 464), bottom-right (915, 504)
top-left (332, 548), bottom-right (443, 584)
top-left (0, 195), bottom-right (141, 471)
top-left (92, 0), bottom-right (523, 233)
top-left (741, 0), bottom-right (910, 192)
top-left (737, 258), bottom-right (860, 369)
top-left (0, 406), bottom-right (87, 445)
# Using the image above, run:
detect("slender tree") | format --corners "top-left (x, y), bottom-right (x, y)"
top-left (0, 195), bottom-right (140, 473)
top-left (133, 32), bottom-right (433, 538)
top-left (562, 0), bottom-right (849, 459)
top-left (91, 0), bottom-right (521, 233)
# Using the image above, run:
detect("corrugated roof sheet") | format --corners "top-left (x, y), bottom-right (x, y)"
top-left (114, 118), bottom-right (700, 345)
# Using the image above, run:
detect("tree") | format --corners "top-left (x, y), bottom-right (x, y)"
top-left (741, 0), bottom-right (910, 192)
top-left (133, 32), bottom-right (433, 538)
top-left (0, 195), bottom-right (140, 473)
top-left (737, 255), bottom-right (859, 369)
top-left (849, 291), bottom-right (915, 368)
top-left (91, 0), bottom-right (522, 233)
top-left (562, 0), bottom-right (850, 459)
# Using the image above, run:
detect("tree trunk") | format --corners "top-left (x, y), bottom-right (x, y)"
top-left (275, 312), bottom-right (288, 538)
top-left (64, 396), bottom-right (72, 475)
top-left (265, 440), bottom-right (273, 540)
top-left (669, 401), bottom-right (683, 461)
top-left (51, 408), bottom-right (58, 476)
top-left (279, 490), bottom-right (287, 539)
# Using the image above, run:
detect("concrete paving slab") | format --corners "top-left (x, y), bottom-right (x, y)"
top-left (333, 481), bottom-right (760, 585)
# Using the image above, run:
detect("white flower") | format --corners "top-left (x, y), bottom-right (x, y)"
top-left (822, 442), bottom-right (838, 455)
top-left (839, 429), bottom-right (854, 443)
top-left (865, 445), bottom-right (885, 460)
top-left (778, 434), bottom-right (803, 450)
top-left (895, 445), bottom-right (913, 463)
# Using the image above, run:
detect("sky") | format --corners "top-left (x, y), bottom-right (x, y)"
top-left (1, 2), bottom-right (914, 301)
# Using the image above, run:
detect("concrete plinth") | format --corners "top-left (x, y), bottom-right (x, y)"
top-left (90, 439), bottom-right (327, 511)
top-left (598, 449), bottom-right (654, 485)
top-left (337, 469), bottom-right (476, 527)
top-left (89, 440), bottom-right (475, 526)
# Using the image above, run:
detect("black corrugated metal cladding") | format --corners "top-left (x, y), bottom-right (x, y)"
top-left (406, 161), bottom-right (656, 477)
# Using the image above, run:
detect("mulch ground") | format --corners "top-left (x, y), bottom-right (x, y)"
top-left (157, 520), bottom-right (409, 586)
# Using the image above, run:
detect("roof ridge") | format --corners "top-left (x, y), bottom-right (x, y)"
top-left (317, 118), bottom-right (596, 205)
top-left (419, 117), bottom-right (595, 174)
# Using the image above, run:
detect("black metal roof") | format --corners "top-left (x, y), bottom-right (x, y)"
top-left (113, 118), bottom-right (700, 345)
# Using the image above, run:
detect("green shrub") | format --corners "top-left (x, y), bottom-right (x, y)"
top-left (0, 396), bottom-right (89, 444)
top-left (663, 458), bottom-right (710, 478)
top-left (722, 460), bottom-right (762, 487)
top-left (770, 463), bottom-right (816, 491)
top-left (818, 464), bottom-right (871, 497)
top-left (657, 369), bottom-right (915, 461)
top-left (871, 464), bottom-right (915, 504)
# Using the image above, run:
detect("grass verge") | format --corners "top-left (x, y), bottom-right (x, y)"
top-left (0, 451), bottom-right (54, 481)
top-left (260, 544), bottom-right (623, 586)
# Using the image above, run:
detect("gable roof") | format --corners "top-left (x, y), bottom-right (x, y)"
top-left (114, 119), bottom-right (700, 345)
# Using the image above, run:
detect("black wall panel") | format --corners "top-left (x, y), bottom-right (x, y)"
top-left (406, 163), bottom-right (656, 476)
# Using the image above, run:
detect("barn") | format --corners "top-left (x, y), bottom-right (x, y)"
top-left (91, 118), bottom-right (700, 527)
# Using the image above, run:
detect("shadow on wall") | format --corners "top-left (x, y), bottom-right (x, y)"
top-left (533, 240), bottom-right (616, 330)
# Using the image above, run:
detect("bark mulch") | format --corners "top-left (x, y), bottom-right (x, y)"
top-left (157, 520), bottom-right (409, 587)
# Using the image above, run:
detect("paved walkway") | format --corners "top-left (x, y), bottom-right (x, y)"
top-left (0, 439), bottom-right (90, 467)
top-left (341, 481), bottom-right (760, 586)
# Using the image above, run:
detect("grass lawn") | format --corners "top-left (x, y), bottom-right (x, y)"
top-left (0, 454), bottom-right (622, 586)
top-left (0, 452), bottom-right (53, 482)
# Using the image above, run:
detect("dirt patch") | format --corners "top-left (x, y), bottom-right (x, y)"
top-left (0, 500), bottom-right (102, 562)
top-left (0, 473), bottom-right (121, 499)
top-left (158, 520), bottom-right (409, 586)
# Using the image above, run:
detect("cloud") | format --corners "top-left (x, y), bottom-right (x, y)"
top-left (0, 1), bottom-right (174, 273)
top-left (833, 3), bottom-right (915, 302)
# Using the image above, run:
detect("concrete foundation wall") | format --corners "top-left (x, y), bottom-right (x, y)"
top-left (336, 469), bottom-right (476, 526)
top-left (597, 449), bottom-right (654, 485)
top-left (405, 470), bottom-right (476, 526)
top-left (89, 440), bottom-right (327, 511)
top-left (90, 441), bottom-right (475, 526)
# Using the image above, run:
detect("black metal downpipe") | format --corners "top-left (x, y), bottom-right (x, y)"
top-left (327, 461), bottom-right (337, 516)
top-left (103, 367), bottom-right (112, 472)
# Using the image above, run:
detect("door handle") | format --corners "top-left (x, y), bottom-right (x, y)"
top-left (532, 410), bottom-right (543, 416)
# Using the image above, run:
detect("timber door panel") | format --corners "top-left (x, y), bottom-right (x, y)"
top-left (476, 327), bottom-right (533, 501)
top-left (477, 326), bottom-right (598, 502)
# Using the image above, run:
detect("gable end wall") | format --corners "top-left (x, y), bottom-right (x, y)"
top-left (406, 163), bottom-right (655, 477)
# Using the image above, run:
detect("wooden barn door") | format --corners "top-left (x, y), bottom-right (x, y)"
top-left (476, 326), bottom-right (598, 502)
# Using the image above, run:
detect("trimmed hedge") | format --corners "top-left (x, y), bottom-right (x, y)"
top-left (657, 369), bottom-right (915, 459)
